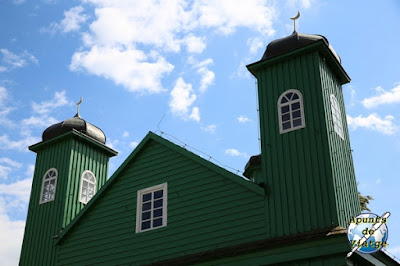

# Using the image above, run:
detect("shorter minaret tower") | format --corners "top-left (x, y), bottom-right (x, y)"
top-left (244, 13), bottom-right (361, 238)
top-left (19, 100), bottom-right (117, 266)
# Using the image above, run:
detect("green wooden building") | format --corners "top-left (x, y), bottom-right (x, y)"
top-left (20, 28), bottom-right (398, 265)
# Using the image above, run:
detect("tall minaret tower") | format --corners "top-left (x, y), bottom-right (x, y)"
top-left (19, 103), bottom-right (117, 265)
top-left (244, 16), bottom-right (360, 238)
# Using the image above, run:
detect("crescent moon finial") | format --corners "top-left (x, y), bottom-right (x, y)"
top-left (76, 97), bottom-right (83, 117)
top-left (290, 11), bottom-right (301, 32)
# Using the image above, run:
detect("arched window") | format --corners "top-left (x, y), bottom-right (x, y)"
top-left (278, 89), bottom-right (305, 134)
top-left (79, 170), bottom-right (97, 204)
top-left (330, 94), bottom-right (344, 139)
top-left (40, 168), bottom-right (57, 204)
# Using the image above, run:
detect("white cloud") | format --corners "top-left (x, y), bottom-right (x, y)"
top-left (169, 78), bottom-right (199, 121)
top-left (347, 114), bottom-right (399, 135)
top-left (237, 115), bottom-right (251, 123)
top-left (247, 37), bottom-right (264, 55)
top-left (20, 116), bottom-right (58, 128)
top-left (45, 6), bottom-right (88, 34)
top-left (0, 201), bottom-right (25, 266)
top-left (201, 124), bottom-right (216, 134)
top-left (376, 178), bottom-right (382, 184)
top-left (32, 90), bottom-right (69, 115)
top-left (183, 35), bottom-right (206, 54)
top-left (25, 164), bottom-right (35, 178)
top-left (129, 141), bottom-right (139, 149)
top-left (0, 86), bottom-right (15, 127)
top-left (196, 59), bottom-right (215, 93)
top-left (286, 0), bottom-right (313, 9)
top-left (0, 178), bottom-right (32, 203)
top-left (0, 134), bottom-right (40, 152)
top-left (194, 0), bottom-right (276, 35)
top-left (189, 107), bottom-right (200, 122)
top-left (225, 148), bottom-right (248, 157)
top-left (71, 46), bottom-right (174, 93)
top-left (362, 84), bottom-right (400, 109)
top-left (0, 49), bottom-right (38, 72)
top-left (122, 131), bottom-right (129, 138)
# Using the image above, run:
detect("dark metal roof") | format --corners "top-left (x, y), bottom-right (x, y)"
top-left (261, 31), bottom-right (341, 63)
top-left (42, 113), bottom-right (106, 144)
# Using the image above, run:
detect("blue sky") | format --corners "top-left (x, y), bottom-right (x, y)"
top-left (1, 0), bottom-right (399, 264)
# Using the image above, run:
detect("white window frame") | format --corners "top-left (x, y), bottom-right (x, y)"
top-left (278, 89), bottom-right (306, 134)
top-left (136, 183), bottom-right (168, 233)
top-left (79, 170), bottom-right (97, 205)
top-left (39, 168), bottom-right (58, 204)
top-left (330, 94), bottom-right (344, 139)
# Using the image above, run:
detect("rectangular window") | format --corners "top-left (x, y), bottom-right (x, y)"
top-left (136, 183), bottom-right (167, 233)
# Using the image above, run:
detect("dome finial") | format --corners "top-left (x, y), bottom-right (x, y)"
top-left (290, 11), bottom-right (300, 33)
top-left (76, 97), bottom-right (83, 118)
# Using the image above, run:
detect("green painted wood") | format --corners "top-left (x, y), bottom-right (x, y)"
top-left (57, 138), bottom-right (266, 265)
top-left (247, 41), bottom-right (360, 238)
top-left (19, 131), bottom-right (116, 266)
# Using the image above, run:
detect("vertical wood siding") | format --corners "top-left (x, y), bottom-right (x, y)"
top-left (256, 51), bottom-right (344, 238)
top-left (20, 135), bottom-right (112, 266)
top-left (318, 57), bottom-right (361, 227)
top-left (57, 139), bottom-right (266, 265)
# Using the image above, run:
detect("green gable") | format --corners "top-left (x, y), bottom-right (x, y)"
top-left (56, 132), bottom-right (266, 265)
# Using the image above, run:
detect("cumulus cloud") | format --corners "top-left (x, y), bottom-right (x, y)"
top-left (247, 37), bottom-right (264, 55)
top-left (0, 86), bottom-right (15, 127)
top-left (362, 84), bottom-right (400, 109)
top-left (0, 49), bottom-right (38, 72)
top-left (32, 90), bottom-right (69, 115)
top-left (194, 58), bottom-right (215, 93)
top-left (225, 148), bottom-right (248, 157)
top-left (347, 113), bottom-right (399, 135)
top-left (129, 141), bottom-right (139, 149)
top-left (169, 78), bottom-right (199, 121)
top-left (0, 158), bottom-right (22, 180)
top-left (70, 47), bottom-right (174, 93)
top-left (0, 134), bottom-right (40, 152)
top-left (183, 35), bottom-right (206, 54)
top-left (201, 124), bottom-right (216, 134)
top-left (237, 115), bottom-right (251, 123)
top-left (44, 6), bottom-right (88, 34)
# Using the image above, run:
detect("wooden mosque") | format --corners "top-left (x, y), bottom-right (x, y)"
top-left (19, 15), bottom-right (398, 266)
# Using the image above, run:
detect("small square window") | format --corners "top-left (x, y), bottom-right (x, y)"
top-left (136, 183), bottom-right (167, 233)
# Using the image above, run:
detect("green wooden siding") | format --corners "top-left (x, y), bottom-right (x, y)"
top-left (57, 138), bottom-right (266, 265)
top-left (20, 133), bottom-right (113, 266)
top-left (318, 57), bottom-right (361, 228)
top-left (254, 51), bottom-right (338, 237)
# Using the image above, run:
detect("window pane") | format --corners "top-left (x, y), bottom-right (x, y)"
top-left (154, 190), bottom-right (163, 199)
top-left (153, 218), bottom-right (163, 228)
top-left (142, 211), bottom-right (151, 220)
top-left (292, 110), bottom-right (301, 118)
top-left (281, 97), bottom-right (288, 104)
top-left (141, 221), bottom-right (151, 230)
top-left (283, 122), bottom-right (291, 130)
top-left (286, 92), bottom-right (293, 100)
top-left (281, 105), bottom-right (289, 114)
top-left (293, 118), bottom-right (302, 127)
top-left (154, 199), bottom-right (163, 208)
top-left (291, 102), bottom-right (300, 110)
top-left (292, 94), bottom-right (299, 100)
top-left (153, 208), bottom-right (163, 218)
top-left (142, 202), bottom-right (151, 211)
top-left (142, 193), bottom-right (152, 202)
top-left (282, 113), bottom-right (290, 122)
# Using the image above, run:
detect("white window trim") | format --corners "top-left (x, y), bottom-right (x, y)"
top-left (39, 168), bottom-right (58, 204)
top-left (278, 89), bottom-right (306, 134)
top-left (330, 94), bottom-right (344, 140)
top-left (79, 170), bottom-right (97, 205)
top-left (136, 183), bottom-right (168, 233)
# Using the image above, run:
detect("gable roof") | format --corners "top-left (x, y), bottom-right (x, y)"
top-left (56, 131), bottom-right (264, 244)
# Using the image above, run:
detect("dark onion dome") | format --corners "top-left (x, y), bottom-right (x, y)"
top-left (261, 31), bottom-right (341, 64)
top-left (42, 113), bottom-right (106, 144)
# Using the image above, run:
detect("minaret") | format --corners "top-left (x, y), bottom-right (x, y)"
top-left (244, 15), bottom-right (360, 238)
top-left (19, 102), bottom-right (117, 266)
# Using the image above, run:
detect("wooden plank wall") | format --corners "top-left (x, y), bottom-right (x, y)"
top-left (57, 139), bottom-right (266, 265)
top-left (256, 51), bottom-right (339, 238)
top-left (19, 136), bottom-right (111, 266)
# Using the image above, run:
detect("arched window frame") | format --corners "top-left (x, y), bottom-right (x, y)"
top-left (79, 170), bottom-right (97, 205)
top-left (330, 94), bottom-right (344, 139)
top-left (278, 89), bottom-right (306, 134)
top-left (39, 168), bottom-right (58, 204)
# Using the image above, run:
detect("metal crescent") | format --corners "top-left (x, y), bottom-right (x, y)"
top-left (290, 11), bottom-right (300, 20)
